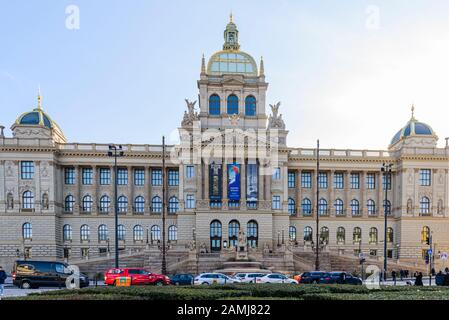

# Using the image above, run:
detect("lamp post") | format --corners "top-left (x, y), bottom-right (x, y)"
top-left (315, 139), bottom-right (320, 271)
top-left (161, 136), bottom-right (167, 275)
top-left (381, 162), bottom-right (393, 281)
top-left (108, 144), bottom-right (124, 269)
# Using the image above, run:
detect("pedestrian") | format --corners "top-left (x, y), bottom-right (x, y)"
top-left (432, 268), bottom-right (436, 276)
top-left (444, 272), bottom-right (449, 286)
top-left (445, 267), bottom-right (449, 274)
top-left (415, 272), bottom-right (424, 286)
top-left (0, 266), bottom-right (7, 297)
top-left (392, 270), bottom-right (397, 286)
top-left (399, 269), bottom-right (403, 281)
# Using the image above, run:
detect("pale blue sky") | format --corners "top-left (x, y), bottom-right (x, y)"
top-left (1, 0), bottom-right (449, 149)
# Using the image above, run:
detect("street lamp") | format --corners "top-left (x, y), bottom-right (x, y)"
top-left (108, 144), bottom-right (124, 269)
top-left (381, 162), bottom-right (393, 281)
top-left (161, 136), bottom-right (168, 275)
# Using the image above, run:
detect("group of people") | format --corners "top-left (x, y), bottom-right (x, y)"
top-left (0, 266), bottom-right (7, 297)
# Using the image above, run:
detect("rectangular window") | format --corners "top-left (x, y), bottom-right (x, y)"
top-left (383, 174), bottom-right (392, 190)
top-left (350, 173), bottom-right (360, 189)
top-left (301, 172), bottom-right (312, 188)
top-left (288, 171), bottom-right (296, 188)
top-left (99, 168), bottom-right (111, 185)
top-left (272, 167), bottom-right (281, 180)
top-left (318, 172), bottom-right (328, 189)
top-left (186, 194), bottom-right (195, 209)
top-left (152, 169), bottom-right (162, 186)
top-left (419, 169), bottom-right (431, 186)
top-left (168, 169), bottom-right (179, 186)
top-left (186, 165), bottom-right (195, 179)
top-left (21, 161), bottom-right (34, 180)
top-left (366, 173), bottom-right (376, 189)
top-left (334, 172), bottom-right (344, 189)
top-left (272, 195), bottom-right (281, 210)
top-left (117, 168), bottom-right (128, 185)
top-left (64, 167), bottom-right (75, 185)
top-left (82, 168), bottom-right (93, 185)
top-left (134, 169), bottom-right (145, 186)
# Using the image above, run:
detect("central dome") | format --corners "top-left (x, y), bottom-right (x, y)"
top-left (207, 50), bottom-right (258, 76)
top-left (390, 107), bottom-right (436, 146)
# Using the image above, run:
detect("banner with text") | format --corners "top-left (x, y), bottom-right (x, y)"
top-left (209, 163), bottom-right (222, 201)
top-left (246, 163), bottom-right (258, 202)
top-left (228, 163), bottom-right (241, 201)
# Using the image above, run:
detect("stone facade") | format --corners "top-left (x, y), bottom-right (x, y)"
top-left (1, 17), bottom-right (449, 272)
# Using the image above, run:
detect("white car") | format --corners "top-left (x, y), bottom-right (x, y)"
top-left (194, 273), bottom-right (241, 285)
top-left (256, 273), bottom-right (298, 284)
top-left (233, 272), bottom-right (268, 283)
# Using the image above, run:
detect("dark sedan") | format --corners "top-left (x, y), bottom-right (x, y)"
top-left (319, 272), bottom-right (363, 285)
top-left (170, 273), bottom-right (194, 286)
top-left (297, 271), bottom-right (327, 284)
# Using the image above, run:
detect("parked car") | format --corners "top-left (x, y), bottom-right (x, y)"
top-left (233, 272), bottom-right (268, 283)
top-left (296, 271), bottom-right (327, 284)
top-left (194, 273), bottom-right (241, 285)
top-left (319, 272), bottom-right (362, 285)
top-left (104, 268), bottom-right (170, 286)
top-left (170, 273), bottom-right (194, 285)
top-left (256, 273), bottom-right (298, 284)
top-left (12, 260), bottom-right (89, 289)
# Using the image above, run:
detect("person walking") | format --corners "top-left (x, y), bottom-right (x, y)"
top-left (415, 272), bottom-right (424, 286)
top-left (399, 269), bottom-right (404, 281)
top-left (0, 266), bottom-right (7, 297)
top-left (392, 270), bottom-right (397, 285)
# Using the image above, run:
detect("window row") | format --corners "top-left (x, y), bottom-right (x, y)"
top-left (288, 226), bottom-right (394, 245)
top-left (62, 224), bottom-right (178, 242)
top-left (209, 94), bottom-right (257, 116)
top-left (209, 220), bottom-right (258, 251)
top-left (63, 194), bottom-right (190, 214)
top-left (63, 168), bottom-right (179, 186)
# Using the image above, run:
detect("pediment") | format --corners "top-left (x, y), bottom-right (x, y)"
top-left (222, 76), bottom-right (245, 85)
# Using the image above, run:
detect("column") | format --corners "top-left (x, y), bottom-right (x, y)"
top-left (360, 171), bottom-right (367, 216)
top-left (329, 170), bottom-right (335, 217)
top-left (35, 161), bottom-right (41, 212)
top-left (296, 169), bottom-right (301, 216)
top-left (146, 166), bottom-right (151, 215)
top-left (222, 160), bottom-right (228, 208)
top-left (179, 163), bottom-right (185, 211)
top-left (75, 165), bottom-right (81, 215)
top-left (344, 171), bottom-right (350, 215)
top-left (204, 161), bottom-right (209, 201)
top-left (312, 170), bottom-right (316, 218)
top-left (258, 161), bottom-right (264, 201)
top-left (241, 160), bottom-right (246, 209)
top-left (128, 166), bottom-right (133, 215)
top-left (92, 165), bottom-right (98, 215)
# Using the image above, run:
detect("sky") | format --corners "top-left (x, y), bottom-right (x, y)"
top-left (1, 0), bottom-right (449, 150)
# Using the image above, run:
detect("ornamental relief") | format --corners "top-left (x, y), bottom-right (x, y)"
top-left (5, 161), bottom-right (14, 177)
top-left (41, 161), bottom-right (49, 178)
top-left (13, 128), bottom-right (51, 138)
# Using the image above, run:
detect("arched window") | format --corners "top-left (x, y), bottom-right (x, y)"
top-left (320, 227), bottom-right (329, 244)
top-left (227, 94), bottom-right (239, 115)
top-left (350, 199), bottom-right (360, 216)
top-left (82, 195), bottom-right (93, 212)
top-left (209, 94), bottom-right (220, 115)
top-left (302, 198), bottom-right (312, 216)
top-left (421, 226), bottom-right (430, 244)
top-left (118, 196), bottom-right (128, 213)
top-left (318, 198), bottom-right (328, 216)
top-left (337, 227), bottom-right (345, 244)
top-left (384, 200), bottom-right (392, 215)
top-left (168, 225), bottom-right (178, 241)
top-left (387, 227), bottom-right (394, 243)
top-left (151, 225), bottom-right (161, 242)
top-left (420, 197), bottom-right (430, 215)
top-left (210, 220), bottom-right (222, 252)
top-left (80, 225), bottom-right (90, 241)
top-left (117, 225), bottom-right (125, 241)
top-left (99, 195), bottom-right (110, 213)
top-left (353, 227), bottom-right (362, 243)
top-left (334, 199), bottom-right (344, 215)
top-left (63, 224), bottom-right (72, 241)
top-left (288, 198), bottom-right (296, 216)
top-left (168, 196), bottom-right (179, 214)
top-left (369, 227), bottom-right (378, 244)
top-left (98, 224), bottom-right (108, 241)
top-left (289, 226), bottom-right (297, 242)
top-left (64, 195), bottom-right (75, 212)
top-left (245, 95), bottom-right (256, 116)
top-left (151, 196), bottom-right (162, 213)
top-left (228, 220), bottom-right (240, 248)
top-left (247, 220), bottom-right (258, 248)
top-left (133, 225), bottom-right (144, 241)
top-left (367, 199), bottom-right (376, 215)
top-left (304, 226), bottom-right (313, 242)
top-left (22, 222), bottom-right (32, 240)
top-left (134, 196), bottom-right (145, 213)
top-left (22, 191), bottom-right (34, 209)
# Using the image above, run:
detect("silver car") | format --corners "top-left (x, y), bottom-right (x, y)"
top-left (194, 273), bottom-right (241, 285)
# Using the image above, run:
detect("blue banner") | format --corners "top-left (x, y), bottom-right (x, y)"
top-left (247, 163), bottom-right (258, 202)
top-left (228, 164), bottom-right (241, 201)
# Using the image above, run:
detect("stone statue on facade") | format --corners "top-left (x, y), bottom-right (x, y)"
top-left (199, 242), bottom-right (207, 254)
top-left (181, 99), bottom-right (200, 126)
top-left (268, 102), bottom-right (285, 129)
top-left (228, 113), bottom-right (240, 126)
top-left (407, 198), bottom-right (413, 214)
top-left (7, 193), bottom-right (13, 210)
top-left (42, 193), bottom-right (49, 210)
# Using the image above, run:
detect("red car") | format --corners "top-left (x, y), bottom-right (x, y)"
top-left (104, 268), bottom-right (170, 286)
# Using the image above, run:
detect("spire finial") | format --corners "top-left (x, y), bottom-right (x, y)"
top-left (259, 56), bottom-right (265, 76)
top-left (411, 103), bottom-right (415, 120)
top-left (201, 53), bottom-right (206, 74)
top-left (230, 11), bottom-right (233, 23)
top-left (37, 85), bottom-right (42, 110)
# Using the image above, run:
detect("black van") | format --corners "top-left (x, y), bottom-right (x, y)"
top-left (12, 260), bottom-right (89, 289)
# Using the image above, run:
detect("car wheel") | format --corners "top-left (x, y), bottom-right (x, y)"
top-left (202, 282), bottom-right (210, 285)
top-left (175, 282), bottom-right (180, 286)
top-left (312, 280), bottom-right (318, 284)
top-left (21, 281), bottom-right (31, 289)
top-left (155, 280), bottom-right (164, 287)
